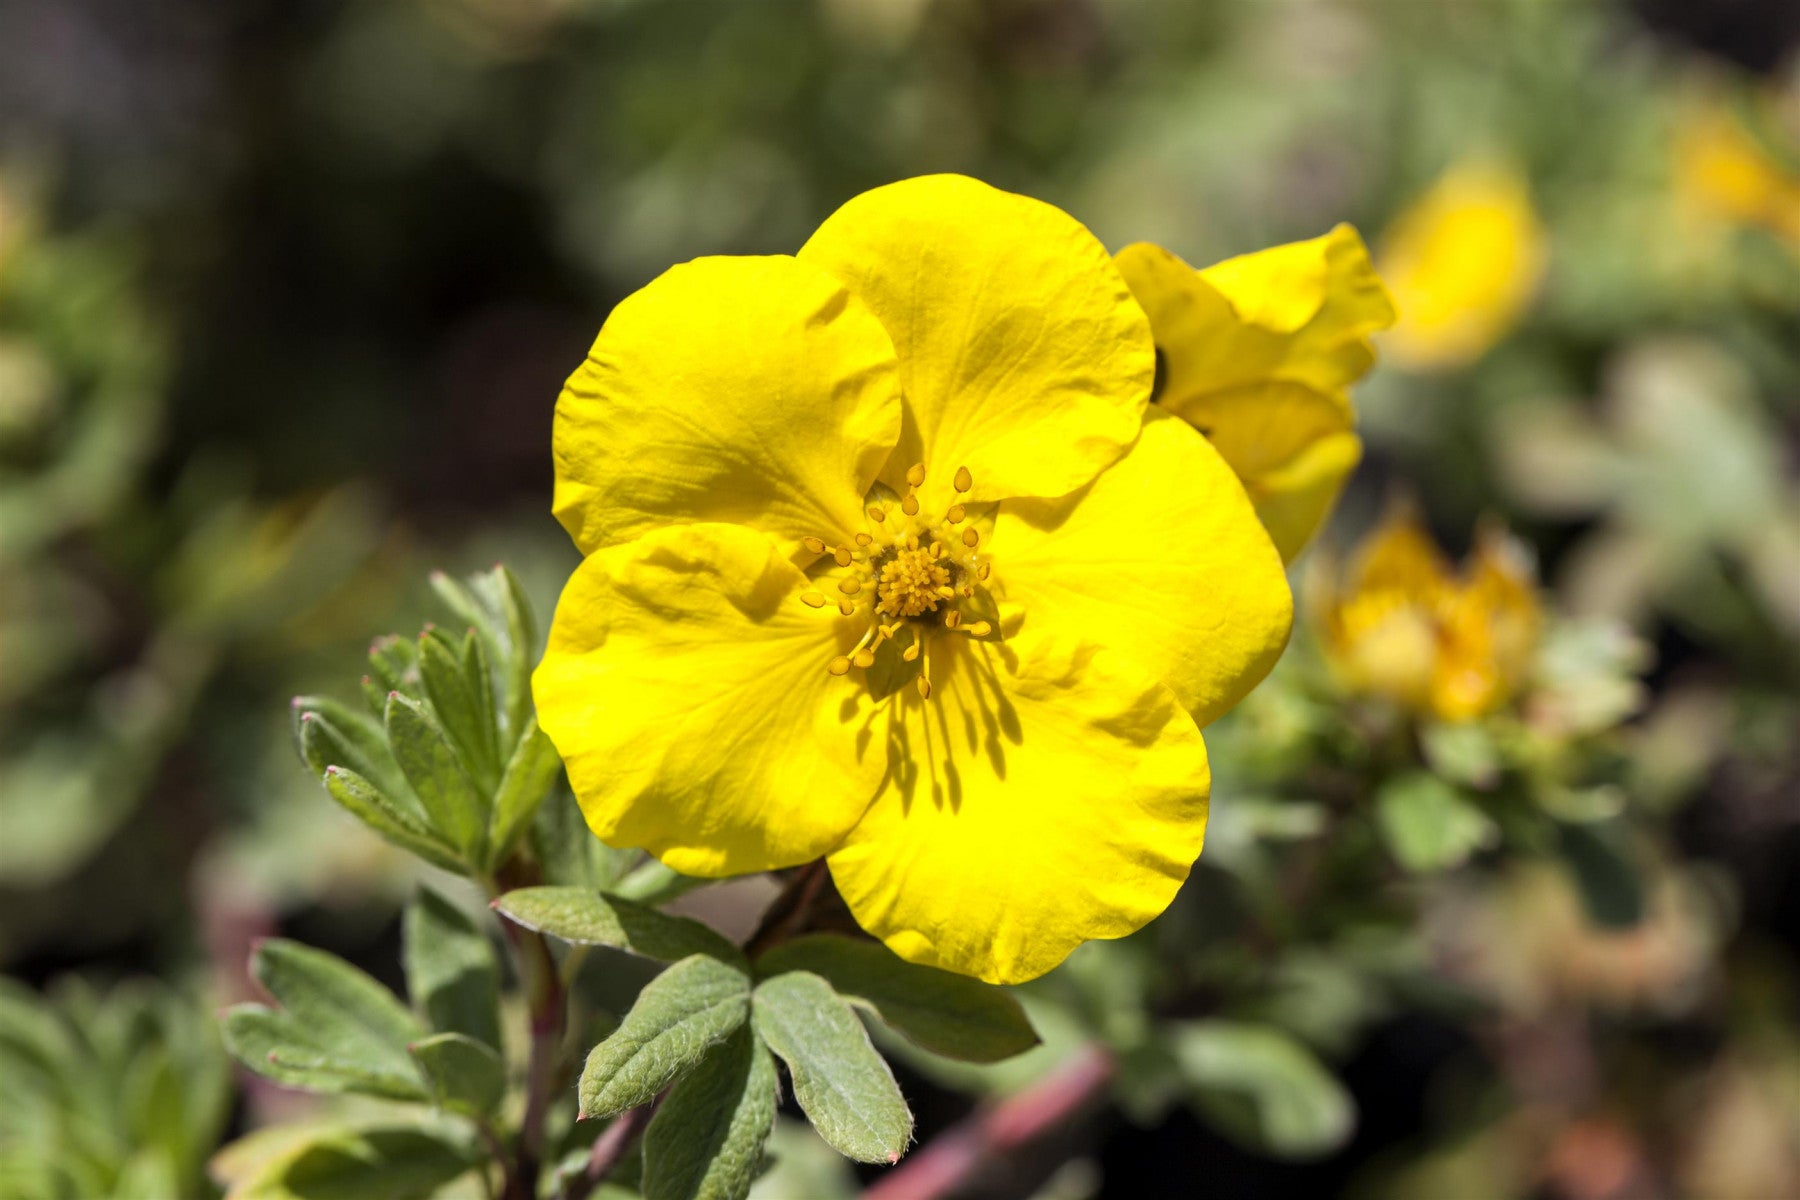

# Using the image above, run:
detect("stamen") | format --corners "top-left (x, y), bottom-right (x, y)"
top-left (828, 656), bottom-right (852, 676)
top-left (979, 562), bottom-right (992, 581)
top-left (838, 578), bottom-right (862, 595)
top-left (801, 591), bottom-right (827, 608)
top-left (954, 466), bottom-right (972, 493)
top-left (944, 610), bottom-right (962, 629)
top-left (802, 536), bottom-right (826, 555)
top-left (945, 504), bottom-right (965, 524)
top-left (935, 585), bottom-right (955, 600)
top-left (836, 598), bottom-right (855, 616)
top-left (966, 620), bottom-right (992, 637)
top-left (906, 463), bottom-right (927, 487)
top-left (917, 675), bottom-right (932, 699)
top-left (902, 640), bottom-right (920, 662)
top-left (962, 528), bottom-right (979, 548)
top-left (852, 648), bottom-right (876, 669)
top-left (901, 494), bottom-right (920, 516)
top-left (929, 541), bottom-right (944, 559)
top-left (868, 506), bottom-right (886, 523)
top-left (834, 545), bottom-right (853, 567)
top-left (854, 532), bottom-right (873, 547)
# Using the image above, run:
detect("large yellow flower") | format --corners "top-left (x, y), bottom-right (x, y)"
top-left (534, 175), bottom-right (1293, 985)
top-left (1377, 160), bottom-right (1548, 372)
top-left (1114, 226), bottom-right (1395, 563)
top-left (1315, 503), bottom-right (1539, 722)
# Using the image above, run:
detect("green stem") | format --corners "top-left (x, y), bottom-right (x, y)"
top-left (487, 871), bottom-right (566, 1200)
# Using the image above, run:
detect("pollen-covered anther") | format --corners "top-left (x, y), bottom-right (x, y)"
top-left (962, 527), bottom-right (980, 548)
top-left (906, 462), bottom-right (927, 487)
top-left (944, 610), bottom-right (962, 629)
top-left (946, 504), bottom-right (965, 524)
top-left (868, 506), bottom-right (886, 523)
top-left (854, 532), bottom-right (874, 547)
top-left (834, 545), bottom-right (854, 567)
top-left (901, 494), bottom-right (920, 517)
top-left (954, 466), bottom-right (973, 493)
top-left (802, 536), bottom-right (826, 555)
top-left (836, 598), bottom-right (855, 616)
top-left (874, 547), bottom-right (952, 619)
top-left (964, 620), bottom-right (992, 637)
top-left (800, 591), bottom-right (827, 609)
top-left (827, 656), bottom-right (852, 676)
top-left (838, 578), bottom-right (862, 595)
top-left (852, 648), bottom-right (876, 669)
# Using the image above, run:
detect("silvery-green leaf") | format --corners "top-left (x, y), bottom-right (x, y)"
top-left (496, 886), bottom-right (740, 966)
top-left (1374, 772), bottom-right (1497, 873)
top-left (385, 692), bottom-right (487, 860)
top-left (754, 935), bottom-right (1035, 1064)
top-left (579, 954), bottom-right (751, 1120)
top-left (321, 767), bottom-right (465, 874)
top-left (641, 1028), bottom-right (777, 1200)
top-left (486, 719), bottom-right (563, 868)
top-left (751, 971), bottom-right (911, 1164)
top-left (417, 629), bottom-right (500, 793)
top-left (403, 887), bottom-right (501, 1050)
top-left (408, 1033), bottom-right (504, 1118)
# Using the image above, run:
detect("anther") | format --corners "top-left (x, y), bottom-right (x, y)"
top-left (901, 494), bottom-right (920, 516)
top-left (803, 536), bottom-right (826, 555)
top-left (837, 598), bottom-right (855, 616)
top-left (902, 641), bottom-right (920, 662)
top-left (929, 541), bottom-right (944, 558)
top-left (828, 657), bottom-right (852, 676)
top-left (962, 528), bottom-right (979, 548)
top-left (954, 466), bottom-right (972, 493)
top-left (979, 562), bottom-right (992, 580)
top-left (801, 592), bottom-right (827, 608)
top-left (945, 504), bottom-right (965, 524)
top-left (838, 578), bottom-right (862, 595)
top-left (868, 506), bottom-right (886, 523)
top-left (906, 463), bottom-right (927, 487)
top-left (935, 585), bottom-right (956, 600)
top-left (854, 532), bottom-right (873, 546)
top-left (966, 621), bottom-right (992, 637)
top-left (834, 545), bottom-right (853, 567)
top-left (944, 610), bottom-right (962, 629)
top-left (852, 649), bottom-right (876, 669)
top-left (917, 676), bottom-right (933, 699)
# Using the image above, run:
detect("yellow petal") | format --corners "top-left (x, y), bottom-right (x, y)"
top-left (827, 632), bottom-right (1210, 985)
top-left (1377, 161), bottom-right (1548, 371)
top-left (1432, 524), bottom-right (1541, 721)
top-left (1115, 225), bottom-right (1392, 560)
top-left (1246, 430), bottom-right (1363, 564)
top-left (994, 410), bottom-right (1292, 726)
top-left (800, 174), bottom-right (1152, 508)
top-left (552, 255), bottom-right (900, 556)
top-left (1315, 502), bottom-right (1452, 712)
top-left (533, 523), bottom-right (884, 876)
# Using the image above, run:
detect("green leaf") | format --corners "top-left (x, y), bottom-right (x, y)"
top-left (1374, 772), bottom-right (1497, 873)
top-left (366, 634), bottom-right (420, 699)
top-left (751, 971), bottom-right (911, 1164)
top-left (486, 719), bottom-right (562, 868)
top-left (222, 1124), bottom-right (479, 1200)
top-left (407, 1033), bottom-right (504, 1118)
top-left (496, 887), bottom-right (741, 966)
top-left (611, 859), bottom-right (709, 906)
top-left (385, 692), bottom-right (488, 860)
top-left (417, 630), bottom-right (500, 793)
top-left (641, 1028), bottom-right (777, 1200)
top-left (403, 888), bottom-right (501, 1050)
top-left (221, 941), bottom-right (426, 1100)
top-left (1174, 1021), bottom-right (1354, 1159)
top-left (321, 767), bottom-right (466, 874)
top-left (578, 954), bottom-right (751, 1120)
top-left (753, 935), bottom-right (1036, 1064)
top-left (492, 566), bottom-right (537, 742)
top-left (292, 697), bottom-right (404, 799)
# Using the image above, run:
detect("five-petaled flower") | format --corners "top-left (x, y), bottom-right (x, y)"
top-left (534, 174), bottom-right (1296, 984)
top-left (1314, 503), bottom-right (1540, 723)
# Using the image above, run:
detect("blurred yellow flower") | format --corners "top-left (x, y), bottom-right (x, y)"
top-left (1673, 102), bottom-right (1800, 252)
top-left (1378, 161), bottom-right (1548, 371)
top-left (1316, 503), bottom-right (1539, 721)
top-left (535, 175), bottom-right (1293, 984)
top-left (1114, 226), bottom-right (1396, 562)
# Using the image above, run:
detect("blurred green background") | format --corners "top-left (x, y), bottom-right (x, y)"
top-left (2, 0), bottom-right (1797, 1196)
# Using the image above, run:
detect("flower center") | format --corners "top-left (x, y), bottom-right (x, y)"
top-left (875, 547), bottom-right (950, 619)
top-left (798, 462), bottom-right (995, 699)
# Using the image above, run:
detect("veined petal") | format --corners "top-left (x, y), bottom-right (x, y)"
top-left (552, 255), bottom-right (901, 556)
top-left (533, 523), bottom-right (884, 876)
top-left (800, 174), bottom-right (1152, 509)
top-left (1246, 430), bottom-right (1363, 564)
top-left (828, 632), bottom-right (1210, 985)
top-left (994, 411), bottom-right (1293, 727)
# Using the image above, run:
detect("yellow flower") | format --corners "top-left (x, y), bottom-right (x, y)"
top-left (1114, 226), bottom-right (1396, 563)
top-left (534, 175), bottom-right (1294, 984)
top-left (1673, 101), bottom-right (1800, 253)
top-left (1377, 160), bottom-right (1548, 371)
top-left (1316, 504), bottom-right (1539, 722)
